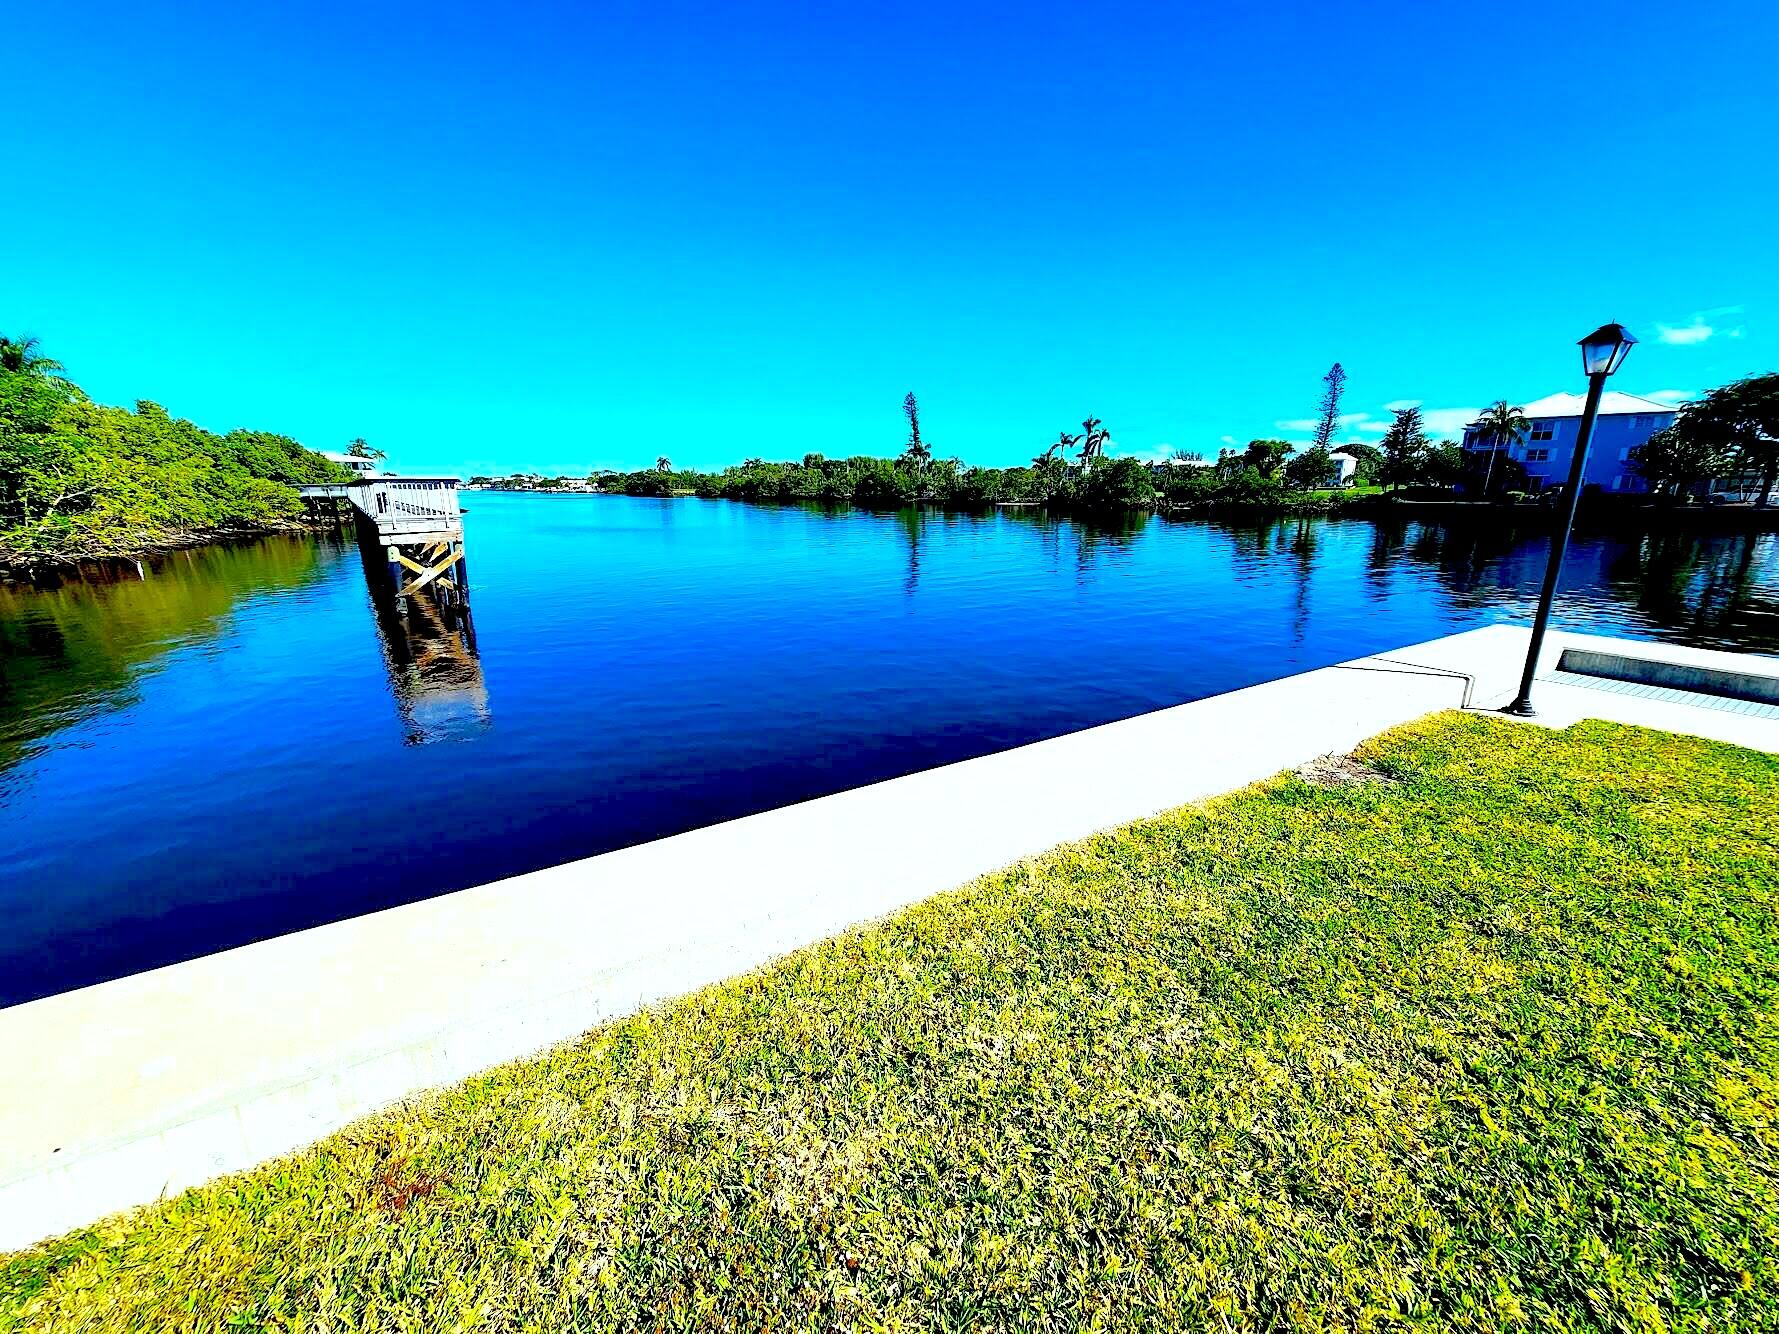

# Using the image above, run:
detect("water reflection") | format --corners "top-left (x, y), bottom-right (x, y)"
top-left (3, 501), bottom-right (1777, 1006)
top-left (894, 506), bottom-right (924, 597)
top-left (1286, 519), bottom-right (1318, 641)
top-left (362, 563), bottom-right (490, 745)
top-left (1361, 518), bottom-right (1779, 651)
top-left (1069, 509), bottom-right (1145, 585)
top-left (0, 536), bottom-right (336, 777)
top-left (1612, 531), bottom-right (1776, 644)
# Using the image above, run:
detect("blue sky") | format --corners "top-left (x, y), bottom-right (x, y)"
top-left (9, 1), bottom-right (1777, 474)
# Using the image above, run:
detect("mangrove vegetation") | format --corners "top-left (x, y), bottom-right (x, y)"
top-left (0, 336), bottom-right (348, 574)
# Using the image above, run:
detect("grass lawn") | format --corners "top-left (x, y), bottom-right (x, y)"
top-left (5, 713), bottom-right (1778, 1331)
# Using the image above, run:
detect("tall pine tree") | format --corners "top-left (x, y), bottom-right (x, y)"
top-left (902, 392), bottom-right (932, 467)
top-left (1312, 363), bottom-right (1346, 452)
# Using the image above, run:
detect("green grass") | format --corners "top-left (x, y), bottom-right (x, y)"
top-left (6, 713), bottom-right (1779, 1331)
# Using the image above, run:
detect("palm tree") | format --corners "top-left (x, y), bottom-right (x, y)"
top-left (0, 334), bottom-right (64, 377)
top-left (1078, 416), bottom-right (1109, 464)
top-left (1035, 432), bottom-right (1078, 466)
top-left (655, 456), bottom-right (672, 473)
top-left (1474, 401), bottom-right (1528, 497)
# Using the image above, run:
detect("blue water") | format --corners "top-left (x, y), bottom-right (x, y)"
top-left (3, 495), bottom-right (1776, 1005)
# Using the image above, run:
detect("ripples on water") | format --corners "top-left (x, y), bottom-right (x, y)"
top-left (2, 496), bottom-right (1775, 1002)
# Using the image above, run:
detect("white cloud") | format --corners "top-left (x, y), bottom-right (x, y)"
top-left (1114, 440), bottom-right (1167, 461)
top-left (1644, 388), bottom-right (1696, 406)
top-left (1277, 413), bottom-right (1389, 436)
top-left (1657, 319), bottom-right (1714, 345)
top-left (1419, 406), bottom-right (1483, 436)
top-left (1219, 434), bottom-right (1237, 447)
top-left (1280, 402), bottom-right (1478, 442)
top-left (1656, 306), bottom-right (1745, 345)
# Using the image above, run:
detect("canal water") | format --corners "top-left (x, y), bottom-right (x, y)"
top-left (3, 494), bottom-right (1776, 1005)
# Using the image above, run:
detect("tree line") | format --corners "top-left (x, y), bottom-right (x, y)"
top-left (472, 372), bottom-right (1464, 512)
top-left (469, 422), bottom-right (1457, 513)
top-left (1, 336), bottom-right (350, 571)
top-left (517, 368), bottom-right (1779, 510)
top-left (1633, 376), bottom-right (1778, 504)
top-left (9, 331), bottom-right (1775, 577)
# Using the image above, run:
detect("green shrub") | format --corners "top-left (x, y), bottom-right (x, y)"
top-left (1, 370), bottom-right (347, 569)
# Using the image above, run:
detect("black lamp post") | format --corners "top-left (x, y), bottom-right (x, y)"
top-left (1502, 322), bottom-right (1636, 716)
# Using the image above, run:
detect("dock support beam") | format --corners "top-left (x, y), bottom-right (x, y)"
top-left (376, 536), bottom-right (470, 624)
top-left (333, 477), bottom-right (469, 624)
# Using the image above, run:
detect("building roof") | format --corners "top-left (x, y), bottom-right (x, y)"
top-left (1511, 391), bottom-right (1678, 421)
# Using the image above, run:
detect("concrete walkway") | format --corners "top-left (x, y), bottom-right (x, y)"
top-left (3, 625), bottom-right (1776, 1250)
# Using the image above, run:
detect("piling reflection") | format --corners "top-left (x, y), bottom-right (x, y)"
top-left (366, 584), bottom-right (490, 744)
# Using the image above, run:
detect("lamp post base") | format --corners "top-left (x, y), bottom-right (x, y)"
top-left (1501, 698), bottom-right (1538, 718)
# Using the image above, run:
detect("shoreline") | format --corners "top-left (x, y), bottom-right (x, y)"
top-left (0, 516), bottom-right (346, 588)
top-left (467, 486), bottom-right (1779, 530)
top-left (7, 494), bottom-right (1775, 587)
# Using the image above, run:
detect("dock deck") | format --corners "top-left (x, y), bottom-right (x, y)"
top-left (299, 475), bottom-right (462, 541)
top-left (299, 475), bottom-right (469, 609)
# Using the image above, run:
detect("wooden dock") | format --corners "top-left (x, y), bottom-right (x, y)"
top-left (299, 476), bottom-right (469, 615)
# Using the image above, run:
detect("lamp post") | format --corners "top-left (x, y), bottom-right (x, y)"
top-left (1502, 322), bottom-right (1636, 717)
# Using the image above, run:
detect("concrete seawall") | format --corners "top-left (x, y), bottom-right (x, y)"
top-left (5, 624), bottom-right (1776, 1251)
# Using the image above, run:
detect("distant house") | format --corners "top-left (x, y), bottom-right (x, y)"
top-left (1326, 450), bottom-right (1362, 487)
top-left (1460, 392), bottom-right (1677, 495)
top-left (322, 450), bottom-right (380, 477)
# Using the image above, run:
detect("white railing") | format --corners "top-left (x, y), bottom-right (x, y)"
top-left (349, 478), bottom-right (463, 536)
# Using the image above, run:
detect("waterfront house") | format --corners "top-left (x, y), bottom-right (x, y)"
top-left (322, 450), bottom-right (380, 477)
top-left (1460, 392), bottom-right (1676, 495)
top-left (1327, 449), bottom-right (1361, 487)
